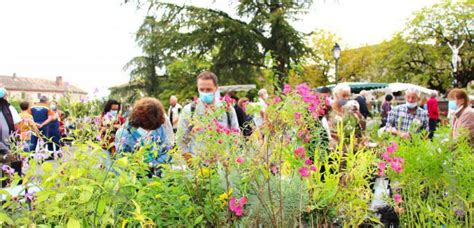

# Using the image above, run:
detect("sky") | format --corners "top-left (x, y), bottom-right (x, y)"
top-left (0, 0), bottom-right (440, 97)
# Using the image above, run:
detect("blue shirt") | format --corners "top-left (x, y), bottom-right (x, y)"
top-left (115, 122), bottom-right (171, 164)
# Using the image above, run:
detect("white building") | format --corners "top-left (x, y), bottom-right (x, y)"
top-left (0, 74), bottom-right (87, 102)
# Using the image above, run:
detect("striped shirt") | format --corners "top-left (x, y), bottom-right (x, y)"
top-left (386, 104), bottom-right (429, 133)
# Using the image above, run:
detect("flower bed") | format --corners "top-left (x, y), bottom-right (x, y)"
top-left (0, 84), bottom-right (472, 227)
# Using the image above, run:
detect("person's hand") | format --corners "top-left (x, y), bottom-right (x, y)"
top-left (399, 132), bottom-right (410, 139)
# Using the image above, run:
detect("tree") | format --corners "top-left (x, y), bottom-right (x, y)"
top-left (290, 29), bottom-right (339, 87)
top-left (402, 0), bottom-right (473, 88)
top-left (127, 0), bottom-right (313, 92)
top-left (327, 0), bottom-right (473, 92)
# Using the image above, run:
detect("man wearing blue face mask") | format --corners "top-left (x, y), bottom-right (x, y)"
top-left (385, 88), bottom-right (429, 139)
top-left (176, 71), bottom-right (239, 157)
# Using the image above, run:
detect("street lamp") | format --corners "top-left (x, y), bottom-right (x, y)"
top-left (332, 43), bottom-right (341, 84)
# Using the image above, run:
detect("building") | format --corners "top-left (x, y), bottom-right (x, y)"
top-left (0, 74), bottom-right (87, 102)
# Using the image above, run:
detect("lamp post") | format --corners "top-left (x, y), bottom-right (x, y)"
top-left (332, 43), bottom-right (341, 84)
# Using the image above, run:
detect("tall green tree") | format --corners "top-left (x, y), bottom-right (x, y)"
top-left (290, 29), bottom-right (339, 87)
top-left (402, 0), bottom-right (473, 88)
top-left (127, 0), bottom-right (312, 91)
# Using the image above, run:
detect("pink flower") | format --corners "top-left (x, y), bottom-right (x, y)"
top-left (377, 162), bottom-right (386, 176)
top-left (273, 96), bottom-right (282, 103)
top-left (231, 128), bottom-right (240, 134)
top-left (386, 142), bottom-right (398, 154)
top-left (305, 159), bottom-right (313, 165)
top-left (236, 156), bottom-right (244, 165)
top-left (298, 166), bottom-right (310, 177)
top-left (294, 147), bottom-right (306, 159)
top-left (229, 197), bottom-right (247, 217)
top-left (218, 139), bottom-right (223, 144)
top-left (271, 165), bottom-right (278, 174)
top-left (294, 112), bottom-right (301, 121)
top-left (310, 165), bottom-right (317, 171)
top-left (297, 130), bottom-right (306, 139)
top-left (283, 84), bottom-right (292, 94)
top-left (394, 193), bottom-right (403, 204)
top-left (390, 156), bottom-right (404, 173)
top-left (382, 152), bottom-right (392, 162)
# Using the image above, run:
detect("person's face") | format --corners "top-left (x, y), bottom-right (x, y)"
top-left (197, 79), bottom-right (217, 94)
top-left (405, 92), bottom-right (419, 104)
top-left (337, 91), bottom-right (351, 101)
top-left (170, 98), bottom-right (177, 106)
top-left (455, 97), bottom-right (464, 108)
top-left (111, 104), bottom-right (120, 111)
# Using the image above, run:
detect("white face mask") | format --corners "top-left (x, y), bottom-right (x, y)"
top-left (406, 102), bottom-right (417, 109)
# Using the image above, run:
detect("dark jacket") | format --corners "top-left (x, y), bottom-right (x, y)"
top-left (355, 96), bottom-right (372, 119)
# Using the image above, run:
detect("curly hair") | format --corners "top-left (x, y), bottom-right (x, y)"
top-left (103, 99), bottom-right (121, 116)
top-left (129, 97), bottom-right (165, 130)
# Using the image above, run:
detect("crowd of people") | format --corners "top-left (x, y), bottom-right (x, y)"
top-left (1, 72), bottom-right (474, 181)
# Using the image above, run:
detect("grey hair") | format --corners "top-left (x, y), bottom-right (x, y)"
top-left (258, 88), bottom-right (268, 96)
top-left (170, 95), bottom-right (177, 101)
top-left (333, 83), bottom-right (351, 97)
top-left (405, 88), bottom-right (420, 97)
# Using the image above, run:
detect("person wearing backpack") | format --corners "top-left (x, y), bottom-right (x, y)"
top-left (176, 71), bottom-right (239, 157)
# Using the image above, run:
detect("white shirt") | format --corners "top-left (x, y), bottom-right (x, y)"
top-left (168, 103), bottom-right (182, 129)
top-left (10, 105), bottom-right (21, 124)
top-left (253, 98), bottom-right (267, 128)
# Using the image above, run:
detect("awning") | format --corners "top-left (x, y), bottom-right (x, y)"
top-left (371, 83), bottom-right (438, 95)
top-left (219, 84), bottom-right (257, 93)
top-left (316, 82), bottom-right (388, 94)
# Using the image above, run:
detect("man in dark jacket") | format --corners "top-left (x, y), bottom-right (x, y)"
top-left (355, 90), bottom-right (372, 119)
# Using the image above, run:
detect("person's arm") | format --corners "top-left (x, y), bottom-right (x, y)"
top-left (385, 107), bottom-right (406, 137)
top-left (229, 107), bottom-right (240, 131)
top-left (176, 105), bottom-right (192, 154)
top-left (39, 110), bottom-right (57, 128)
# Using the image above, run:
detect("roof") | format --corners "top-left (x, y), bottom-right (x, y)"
top-left (316, 82), bottom-right (388, 94)
top-left (0, 75), bottom-right (86, 94)
top-left (109, 80), bottom-right (145, 90)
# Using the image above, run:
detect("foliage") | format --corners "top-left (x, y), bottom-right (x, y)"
top-left (290, 29), bottom-right (340, 87)
top-left (0, 84), bottom-right (384, 227)
top-left (384, 127), bottom-right (474, 226)
top-left (126, 0), bottom-right (312, 95)
top-left (333, 0), bottom-right (473, 92)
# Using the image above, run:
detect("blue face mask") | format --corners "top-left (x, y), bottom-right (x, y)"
top-left (0, 88), bottom-right (6, 98)
top-left (338, 99), bottom-right (348, 106)
top-left (448, 100), bottom-right (458, 110)
top-left (110, 110), bottom-right (118, 117)
top-left (199, 92), bottom-right (215, 104)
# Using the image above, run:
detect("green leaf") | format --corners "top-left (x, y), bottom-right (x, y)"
top-left (97, 196), bottom-right (107, 216)
top-left (0, 212), bottom-right (14, 224)
top-left (67, 217), bottom-right (81, 228)
top-left (194, 215), bottom-right (204, 225)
